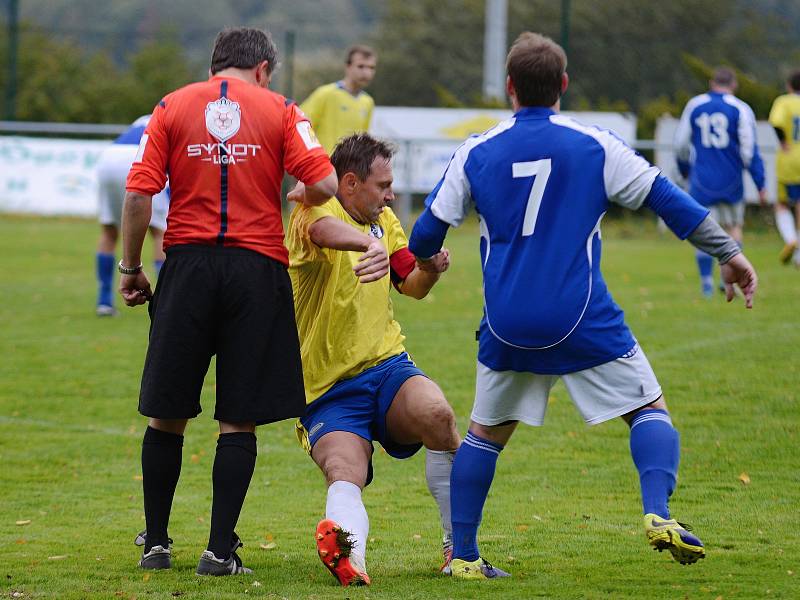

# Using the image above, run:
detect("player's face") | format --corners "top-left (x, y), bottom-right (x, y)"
top-left (355, 157), bottom-right (394, 222)
top-left (345, 53), bottom-right (377, 90)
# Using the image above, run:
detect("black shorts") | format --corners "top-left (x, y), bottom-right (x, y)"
top-left (138, 244), bottom-right (306, 426)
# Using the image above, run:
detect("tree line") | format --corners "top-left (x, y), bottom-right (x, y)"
top-left (2, 0), bottom-right (799, 138)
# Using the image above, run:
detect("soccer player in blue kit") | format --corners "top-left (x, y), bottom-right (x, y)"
top-left (95, 115), bottom-right (170, 316)
top-left (409, 32), bottom-right (758, 579)
top-left (674, 67), bottom-right (766, 296)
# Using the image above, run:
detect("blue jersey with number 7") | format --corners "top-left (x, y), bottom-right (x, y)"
top-left (410, 107), bottom-right (707, 374)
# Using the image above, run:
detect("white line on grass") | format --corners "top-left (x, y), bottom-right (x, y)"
top-left (647, 323), bottom-right (793, 360)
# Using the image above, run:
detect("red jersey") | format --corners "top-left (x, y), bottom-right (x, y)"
top-left (126, 75), bottom-right (333, 265)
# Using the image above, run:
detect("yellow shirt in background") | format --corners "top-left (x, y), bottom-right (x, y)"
top-left (769, 93), bottom-right (800, 184)
top-left (300, 82), bottom-right (374, 153)
top-left (287, 198), bottom-right (408, 404)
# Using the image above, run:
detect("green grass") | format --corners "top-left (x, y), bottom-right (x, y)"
top-left (0, 213), bottom-right (798, 599)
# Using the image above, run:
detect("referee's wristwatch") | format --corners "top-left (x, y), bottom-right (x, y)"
top-left (118, 260), bottom-right (143, 275)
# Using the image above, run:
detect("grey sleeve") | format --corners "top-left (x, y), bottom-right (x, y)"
top-left (687, 216), bottom-right (741, 264)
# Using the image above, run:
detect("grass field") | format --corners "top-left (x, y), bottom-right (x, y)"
top-left (0, 213), bottom-right (798, 599)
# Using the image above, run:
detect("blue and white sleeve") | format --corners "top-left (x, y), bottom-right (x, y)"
top-left (599, 130), bottom-right (708, 237)
top-left (737, 102), bottom-right (757, 168)
top-left (598, 130), bottom-right (661, 210)
top-left (408, 144), bottom-right (473, 258)
top-left (644, 175), bottom-right (709, 239)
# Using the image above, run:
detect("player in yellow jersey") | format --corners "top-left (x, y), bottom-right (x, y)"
top-left (300, 45), bottom-right (376, 153)
top-left (769, 70), bottom-right (800, 265)
top-left (287, 134), bottom-right (459, 586)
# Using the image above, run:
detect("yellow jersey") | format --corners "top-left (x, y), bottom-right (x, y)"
top-left (300, 82), bottom-right (374, 154)
top-left (769, 93), bottom-right (800, 184)
top-left (287, 198), bottom-right (408, 403)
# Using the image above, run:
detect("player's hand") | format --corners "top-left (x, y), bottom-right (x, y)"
top-left (354, 238), bottom-right (389, 283)
top-left (416, 248), bottom-right (450, 274)
top-left (287, 181), bottom-right (305, 203)
top-left (758, 188), bottom-right (768, 207)
top-left (120, 272), bottom-right (153, 307)
top-left (720, 253), bottom-right (757, 309)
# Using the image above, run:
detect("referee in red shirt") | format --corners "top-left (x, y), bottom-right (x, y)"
top-left (120, 27), bottom-right (337, 576)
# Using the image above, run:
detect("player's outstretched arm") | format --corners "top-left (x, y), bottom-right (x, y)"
top-left (308, 216), bottom-right (389, 283)
top-left (408, 205), bottom-right (450, 260)
top-left (397, 249), bottom-right (450, 299)
top-left (643, 175), bottom-right (757, 308)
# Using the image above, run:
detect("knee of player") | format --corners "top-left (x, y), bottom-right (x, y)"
top-left (424, 400), bottom-right (458, 449)
top-left (320, 453), bottom-right (369, 488)
top-left (623, 395), bottom-right (670, 424)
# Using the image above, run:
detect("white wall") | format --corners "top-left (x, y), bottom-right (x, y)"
top-left (0, 109), bottom-right (639, 217)
top-left (0, 136), bottom-right (109, 216)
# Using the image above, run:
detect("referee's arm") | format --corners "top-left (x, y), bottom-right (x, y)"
top-left (119, 191), bottom-right (154, 306)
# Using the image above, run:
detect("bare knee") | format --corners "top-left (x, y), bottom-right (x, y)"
top-left (311, 432), bottom-right (371, 488)
top-left (148, 417), bottom-right (188, 435)
top-left (318, 452), bottom-right (368, 488)
top-left (621, 395), bottom-right (669, 425)
top-left (98, 225), bottom-right (118, 254)
top-left (219, 421), bottom-right (256, 434)
top-left (423, 399), bottom-right (459, 451)
top-left (469, 420), bottom-right (518, 446)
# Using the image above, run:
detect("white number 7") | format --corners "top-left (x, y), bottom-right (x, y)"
top-left (512, 159), bottom-right (551, 237)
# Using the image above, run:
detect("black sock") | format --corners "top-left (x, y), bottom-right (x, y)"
top-left (141, 426), bottom-right (183, 552)
top-left (207, 432), bottom-right (257, 559)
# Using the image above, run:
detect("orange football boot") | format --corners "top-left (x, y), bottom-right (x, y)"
top-left (315, 519), bottom-right (370, 586)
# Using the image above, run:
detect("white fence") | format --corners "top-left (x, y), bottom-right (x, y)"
top-left (0, 110), bottom-right (780, 218)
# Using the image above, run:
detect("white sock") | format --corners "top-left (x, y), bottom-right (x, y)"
top-left (425, 449), bottom-right (456, 545)
top-left (326, 480), bottom-right (368, 571)
top-left (775, 210), bottom-right (797, 244)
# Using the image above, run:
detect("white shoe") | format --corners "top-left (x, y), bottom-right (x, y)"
top-left (95, 304), bottom-right (118, 317)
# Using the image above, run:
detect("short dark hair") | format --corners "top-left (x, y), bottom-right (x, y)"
top-left (506, 32), bottom-right (567, 107)
top-left (346, 44), bottom-right (376, 65)
top-left (330, 133), bottom-right (393, 181)
top-left (712, 67), bottom-right (737, 88)
top-left (788, 70), bottom-right (800, 92)
top-left (210, 27), bottom-right (278, 75)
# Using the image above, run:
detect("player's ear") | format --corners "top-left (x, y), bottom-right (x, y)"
top-left (256, 61), bottom-right (271, 87)
top-left (342, 172), bottom-right (359, 194)
top-left (561, 72), bottom-right (569, 95)
top-left (506, 75), bottom-right (515, 99)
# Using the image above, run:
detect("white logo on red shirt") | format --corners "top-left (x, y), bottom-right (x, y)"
top-left (205, 97), bottom-right (241, 142)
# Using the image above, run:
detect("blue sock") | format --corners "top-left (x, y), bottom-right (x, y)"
top-left (629, 409), bottom-right (679, 519)
top-left (154, 259), bottom-right (164, 278)
top-left (96, 253), bottom-right (115, 307)
top-left (695, 250), bottom-right (713, 279)
top-left (450, 431), bottom-right (503, 562)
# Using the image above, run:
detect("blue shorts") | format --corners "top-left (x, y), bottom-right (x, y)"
top-left (298, 353), bottom-right (426, 460)
top-left (779, 183), bottom-right (800, 205)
